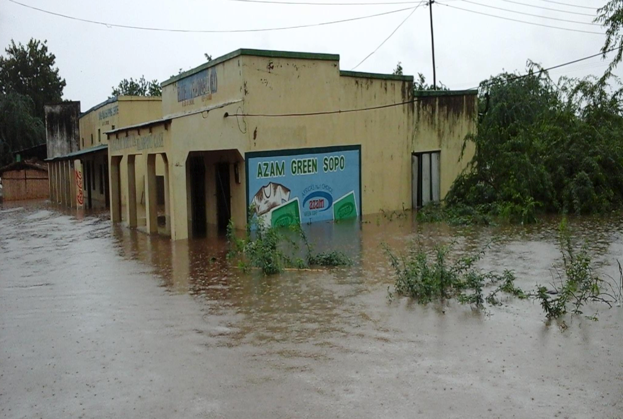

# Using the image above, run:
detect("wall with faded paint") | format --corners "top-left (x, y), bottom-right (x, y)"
top-left (412, 92), bottom-right (477, 198)
top-left (113, 49), bottom-right (476, 240)
top-left (240, 54), bottom-right (415, 218)
top-left (79, 99), bottom-right (119, 150)
top-left (45, 102), bottom-right (80, 159)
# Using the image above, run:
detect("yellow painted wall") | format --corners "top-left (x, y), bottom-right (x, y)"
top-left (79, 100), bottom-right (119, 149)
top-left (110, 50), bottom-right (477, 240)
top-left (240, 55), bottom-right (416, 217)
top-left (412, 93), bottom-right (477, 198)
top-left (108, 124), bottom-right (169, 228)
top-left (80, 96), bottom-right (163, 211)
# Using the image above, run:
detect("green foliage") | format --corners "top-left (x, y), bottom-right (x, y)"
top-left (446, 65), bottom-right (623, 220)
top-left (415, 202), bottom-right (496, 226)
top-left (227, 214), bottom-right (351, 275)
top-left (0, 92), bottom-right (45, 166)
top-left (385, 241), bottom-right (523, 309)
top-left (596, 0), bottom-right (623, 78)
top-left (0, 39), bottom-right (65, 121)
top-left (536, 218), bottom-right (620, 319)
top-left (392, 62), bottom-right (448, 92)
top-left (111, 75), bottom-right (161, 97)
top-left (392, 62), bottom-right (404, 76)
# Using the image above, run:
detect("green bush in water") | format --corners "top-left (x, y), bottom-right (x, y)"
top-left (384, 241), bottom-right (525, 308)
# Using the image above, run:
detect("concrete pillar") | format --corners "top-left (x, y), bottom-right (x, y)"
top-left (48, 163), bottom-right (54, 203)
top-left (64, 160), bottom-right (70, 207)
top-left (110, 156), bottom-right (122, 222)
top-left (169, 159), bottom-right (189, 241)
top-left (56, 162), bottom-right (62, 205)
top-left (51, 163), bottom-right (56, 203)
top-left (126, 155), bottom-right (137, 228)
top-left (145, 154), bottom-right (158, 234)
top-left (60, 161), bottom-right (65, 206)
top-left (69, 161), bottom-right (74, 208)
top-left (47, 163), bottom-right (53, 202)
top-left (162, 154), bottom-right (171, 236)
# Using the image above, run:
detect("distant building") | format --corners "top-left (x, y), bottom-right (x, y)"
top-left (106, 49), bottom-right (477, 241)
top-left (0, 160), bottom-right (49, 201)
top-left (45, 97), bottom-right (161, 212)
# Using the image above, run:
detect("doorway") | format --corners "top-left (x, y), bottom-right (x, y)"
top-left (215, 163), bottom-right (231, 232)
top-left (412, 151), bottom-right (440, 208)
top-left (189, 157), bottom-right (207, 237)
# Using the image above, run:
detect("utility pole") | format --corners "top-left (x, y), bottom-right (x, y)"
top-left (428, 0), bottom-right (437, 90)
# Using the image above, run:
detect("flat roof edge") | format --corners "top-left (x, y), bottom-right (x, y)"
top-left (162, 48), bottom-right (340, 87)
top-left (414, 89), bottom-right (478, 97)
top-left (45, 144), bottom-right (108, 162)
top-left (340, 70), bottom-right (414, 82)
top-left (104, 118), bottom-right (171, 135)
top-left (79, 97), bottom-right (119, 119)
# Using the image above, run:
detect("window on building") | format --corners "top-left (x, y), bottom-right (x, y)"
top-left (81, 138), bottom-right (84, 148)
top-left (112, 125), bottom-right (115, 130)
top-left (90, 134), bottom-right (93, 145)
top-left (412, 151), bottom-right (441, 208)
top-left (98, 129), bottom-right (101, 143)
top-left (99, 164), bottom-right (104, 194)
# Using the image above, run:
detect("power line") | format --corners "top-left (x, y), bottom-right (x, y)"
top-left (467, 47), bottom-right (618, 89)
top-left (500, 0), bottom-right (596, 17)
top-left (7, 0), bottom-right (415, 33)
top-left (436, 2), bottom-right (604, 35)
top-left (231, 48), bottom-right (618, 118)
top-left (352, 4), bottom-right (422, 69)
top-left (227, 0), bottom-right (424, 5)
top-left (226, 98), bottom-right (422, 118)
top-left (539, 0), bottom-right (597, 11)
top-left (460, 0), bottom-right (599, 26)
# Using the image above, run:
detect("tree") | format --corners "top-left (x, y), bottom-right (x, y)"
top-left (445, 64), bottom-right (623, 220)
top-left (392, 62), bottom-right (448, 92)
top-left (111, 75), bottom-right (161, 97)
top-left (596, 0), bottom-right (623, 78)
top-left (0, 39), bottom-right (66, 120)
top-left (393, 62), bottom-right (404, 75)
top-left (0, 92), bottom-right (45, 166)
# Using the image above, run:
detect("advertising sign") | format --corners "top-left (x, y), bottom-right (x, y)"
top-left (246, 146), bottom-right (361, 227)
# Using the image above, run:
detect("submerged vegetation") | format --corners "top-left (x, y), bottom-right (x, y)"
top-left (535, 218), bottom-right (622, 320)
top-left (385, 219), bottom-right (622, 322)
top-left (426, 66), bottom-right (623, 225)
top-left (385, 241), bottom-right (525, 309)
top-left (227, 215), bottom-right (351, 275)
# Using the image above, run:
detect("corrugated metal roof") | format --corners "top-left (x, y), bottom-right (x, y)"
top-left (45, 144), bottom-right (108, 162)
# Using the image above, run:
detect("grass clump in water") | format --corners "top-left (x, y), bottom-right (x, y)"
top-left (385, 241), bottom-right (525, 309)
top-left (227, 214), bottom-right (352, 275)
top-left (535, 218), bottom-right (622, 319)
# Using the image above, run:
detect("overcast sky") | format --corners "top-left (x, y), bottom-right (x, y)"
top-left (0, 0), bottom-right (617, 110)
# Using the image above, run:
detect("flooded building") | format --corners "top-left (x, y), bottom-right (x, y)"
top-left (107, 49), bottom-right (477, 241)
top-left (45, 97), bottom-right (161, 210)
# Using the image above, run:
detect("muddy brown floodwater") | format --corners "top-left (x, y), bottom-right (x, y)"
top-left (1, 201), bottom-right (622, 419)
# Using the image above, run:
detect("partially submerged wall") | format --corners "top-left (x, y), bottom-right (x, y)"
top-left (413, 91), bottom-right (478, 198)
top-left (45, 102), bottom-right (80, 159)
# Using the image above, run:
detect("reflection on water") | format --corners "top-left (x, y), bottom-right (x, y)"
top-left (107, 208), bottom-right (623, 348)
top-left (2, 200), bottom-right (622, 417)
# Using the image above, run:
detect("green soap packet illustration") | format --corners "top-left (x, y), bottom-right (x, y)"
top-left (333, 191), bottom-right (358, 220)
top-left (271, 198), bottom-right (301, 227)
